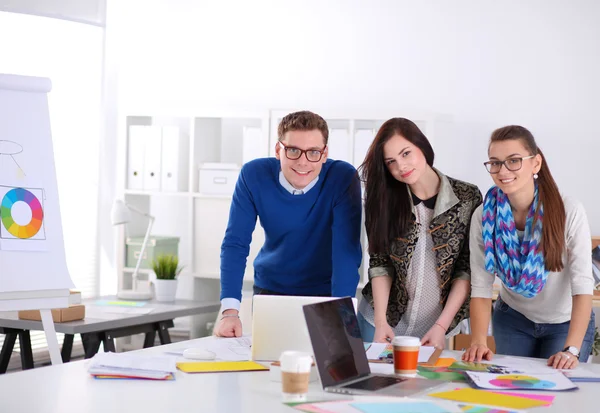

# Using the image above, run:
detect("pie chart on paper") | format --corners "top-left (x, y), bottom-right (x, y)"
top-left (0, 187), bottom-right (44, 239)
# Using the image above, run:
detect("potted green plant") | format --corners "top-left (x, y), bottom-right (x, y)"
top-left (152, 254), bottom-right (183, 302)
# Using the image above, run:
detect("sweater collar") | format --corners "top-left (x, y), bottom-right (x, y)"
top-left (278, 171), bottom-right (319, 195)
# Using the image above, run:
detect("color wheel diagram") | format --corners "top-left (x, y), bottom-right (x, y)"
top-left (488, 374), bottom-right (556, 390)
top-left (0, 186), bottom-right (46, 241)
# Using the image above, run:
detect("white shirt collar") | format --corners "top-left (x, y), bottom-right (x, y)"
top-left (279, 171), bottom-right (319, 195)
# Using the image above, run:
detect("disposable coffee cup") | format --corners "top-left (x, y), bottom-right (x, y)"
top-left (279, 351), bottom-right (313, 402)
top-left (392, 336), bottom-right (420, 377)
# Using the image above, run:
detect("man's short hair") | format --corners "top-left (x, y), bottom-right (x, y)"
top-left (277, 111), bottom-right (329, 144)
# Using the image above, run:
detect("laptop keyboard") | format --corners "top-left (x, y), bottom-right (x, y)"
top-left (340, 375), bottom-right (407, 391)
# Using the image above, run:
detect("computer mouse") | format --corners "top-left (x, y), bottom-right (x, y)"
top-left (182, 348), bottom-right (217, 360)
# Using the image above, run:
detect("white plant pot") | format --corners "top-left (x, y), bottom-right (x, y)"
top-left (153, 279), bottom-right (178, 302)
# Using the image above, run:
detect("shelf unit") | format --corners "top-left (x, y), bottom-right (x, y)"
top-left (117, 108), bottom-right (451, 299)
top-left (116, 110), bottom-right (270, 296)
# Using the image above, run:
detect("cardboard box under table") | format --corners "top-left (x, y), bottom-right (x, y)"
top-left (18, 305), bottom-right (85, 323)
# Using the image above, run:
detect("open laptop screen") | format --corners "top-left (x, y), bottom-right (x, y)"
top-left (303, 297), bottom-right (370, 388)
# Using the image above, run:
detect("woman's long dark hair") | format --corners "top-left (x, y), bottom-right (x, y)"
top-left (490, 126), bottom-right (566, 272)
top-left (359, 118), bottom-right (435, 254)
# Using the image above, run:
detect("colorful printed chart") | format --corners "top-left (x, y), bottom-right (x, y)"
top-left (0, 187), bottom-right (44, 238)
top-left (488, 374), bottom-right (556, 389)
top-left (464, 371), bottom-right (577, 391)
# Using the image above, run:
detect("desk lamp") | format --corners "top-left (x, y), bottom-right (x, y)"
top-left (111, 199), bottom-right (154, 300)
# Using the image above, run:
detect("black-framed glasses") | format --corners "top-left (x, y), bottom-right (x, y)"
top-left (484, 155), bottom-right (535, 174)
top-left (279, 142), bottom-right (326, 162)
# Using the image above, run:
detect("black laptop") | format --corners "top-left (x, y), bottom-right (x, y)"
top-left (303, 297), bottom-right (445, 396)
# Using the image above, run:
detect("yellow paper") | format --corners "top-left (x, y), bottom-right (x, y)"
top-left (429, 388), bottom-right (548, 409)
top-left (176, 361), bottom-right (268, 373)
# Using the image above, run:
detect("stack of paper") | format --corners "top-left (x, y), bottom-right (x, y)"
top-left (562, 368), bottom-right (600, 382)
top-left (88, 352), bottom-right (177, 380)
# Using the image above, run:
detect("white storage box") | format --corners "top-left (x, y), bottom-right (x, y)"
top-left (198, 163), bottom-right (240, 195)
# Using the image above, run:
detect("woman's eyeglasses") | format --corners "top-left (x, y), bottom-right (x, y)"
top-left (483, 155), bottom-right (535, 174)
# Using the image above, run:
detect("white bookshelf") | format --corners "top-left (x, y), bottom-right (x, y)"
top-left (117, 109), bottom-right (451, 318)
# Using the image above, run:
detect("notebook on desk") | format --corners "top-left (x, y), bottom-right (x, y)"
top-left (303, 297), bottom-right (446, 397)
top-left (251, 295), bottom-right (357, 361)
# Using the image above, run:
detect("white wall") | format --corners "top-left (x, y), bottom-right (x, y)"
top-left (108, 0), bottom-right (600, 234)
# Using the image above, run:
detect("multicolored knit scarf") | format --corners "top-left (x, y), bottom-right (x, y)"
top-left (482, 183), bottom-right (548, 298)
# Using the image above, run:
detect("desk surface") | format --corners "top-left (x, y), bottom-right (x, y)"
top-left (1, 337), bottom-right (599, 413)
top-left (0, 297), bottom-right (220, 334)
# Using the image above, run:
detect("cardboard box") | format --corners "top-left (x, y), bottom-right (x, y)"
top-left (18, 304), bottom-right (85, 323)
top-left (451, 334), bottom-right (496, 352)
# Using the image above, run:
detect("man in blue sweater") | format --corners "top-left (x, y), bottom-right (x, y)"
top-left (216, 111), bottom-right (363, 337)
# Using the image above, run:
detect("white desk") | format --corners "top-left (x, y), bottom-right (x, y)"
top-left (1, 337), bottom-right (599, 413)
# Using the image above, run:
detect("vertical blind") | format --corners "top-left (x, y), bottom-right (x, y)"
top-left (0, 11), bottom-right (103, 369)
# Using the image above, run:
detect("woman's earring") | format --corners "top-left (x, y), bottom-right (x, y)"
top-left (533, 173), bottom-right (539, 179)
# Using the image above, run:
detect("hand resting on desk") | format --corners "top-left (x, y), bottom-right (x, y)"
top-left (214, 309), bottom-right (242, 337)
top-left (462, 343), bottom-right (579, 370)
top-left (462, 343), bottom-right (494, 363)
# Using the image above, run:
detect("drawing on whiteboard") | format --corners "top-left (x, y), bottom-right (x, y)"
top-left (0, 140), bottom-right (27, 178)
top-left (0, 185), bottom-right (47, 250)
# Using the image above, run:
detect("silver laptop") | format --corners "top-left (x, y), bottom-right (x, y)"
top-left (251, 295), bottom-right (357, 361)
top-left (303, 297), bottom-right (445, 397)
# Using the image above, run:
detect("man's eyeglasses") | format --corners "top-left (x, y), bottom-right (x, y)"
top-left (483, 155), bottom-right (535, 174)
top-left (279, 142), bottom-right (326, 162)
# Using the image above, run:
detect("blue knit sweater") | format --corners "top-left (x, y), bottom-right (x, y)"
top-left (220, 158), bottom-right (362, 301)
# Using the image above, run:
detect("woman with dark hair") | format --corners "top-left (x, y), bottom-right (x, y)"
top-left (357, 118), bottom-right (482, 348)
top-left (463, 125), bottom-right (595, 369)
